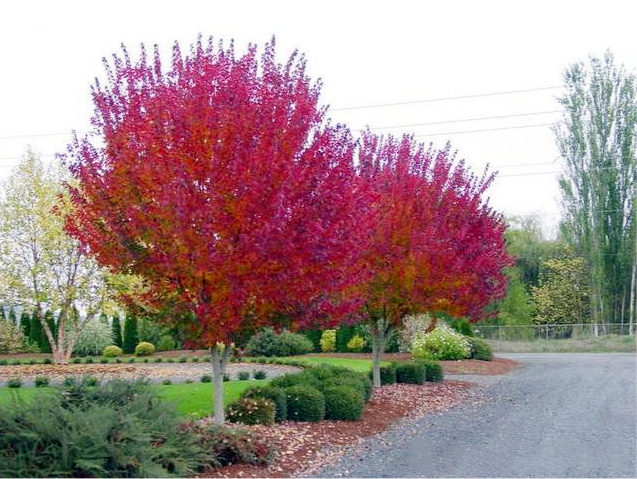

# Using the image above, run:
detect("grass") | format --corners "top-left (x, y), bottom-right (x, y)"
top-left (487, 334), bottom-right (637, 353)
top-left (0, 379), bottom-right (270, 419)
top-left (284, 355), bottom-right (389, 372)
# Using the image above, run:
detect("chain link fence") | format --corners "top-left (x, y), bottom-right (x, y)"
top-left (473, 323), bottom-right (635, 341)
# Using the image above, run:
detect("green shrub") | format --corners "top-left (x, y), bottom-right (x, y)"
top-left (285, 385), bottom-right (325, 422)
top-left (127, 357), bottom-right (135, 363)
top-left (323, 385), bottom-right (365, 421)
top-left (11, 360), bottom-right (21, 366)
top-left (83, 376), bottom-right (99, 387)
top-left (115, 358), bottom-right (122, 363)
top-left (186, 379), bottom-right (194, 384)
top-left (302, 329), bottom-right (323, 352)
top-left (448, 317), bottom-right (475, 337)
top-left (178, 356), bottom-right (188, 363)
top-left (122, 314), bottom-right (139, 354)
top-left (369, 363), bottom-right (397, 385)
top-left (201, 374), bottom-right (212, 383)
top-left (7, 378), bottom-right (22, 388)
top-left (238, 371), bottom-right (250, 381)
top-left (321, 374), bottom-right (371, 402)
top-left (0, 320), bottom-right (27, 354)
top-left (192, 356), bottom-right (200, 362)
top-left (0, 359), bottom-right (6, 365)
top-left (166, 358), bottom-right (175, 363)
top-left (320, 329), bottom-right (336, 352)
top-left (157, 334), bottom-right (176, 351)
top-left (28, 359), bottom-right (38, 365)
top-left (189, 424), bottom-right (274, 467)
top-left (73, 320), bottom-right (113, 357)
top-left (412, 325), bottom-right (471, 361)
top-left (63, 377), bottom-right (76, 388)
top-left (135, 341), bottom-right (156, 356)
top-left (100, 358), bottom-right (109, 364)
top-left (43, 357), bottom-right (52, 364)
top-left (346, 334), bottom-right (366, 352)
top-left (71, 357), bottom-right (81, 364)
top-left (35, 376), bottom-right (49, 387)
top-left (466, 336), bottom-right (493, 361)
top-left (253, 370), bottom-right (267, 380)
top-left (154, 357), bottom-right (163, 363)
top-left (162, 379), bottom-right (172, 385)
top-left (394, 361), bottom-right (426, 384)
top-left (245, 327), bottom-right (313, 357)
top-left (226, 397), bottom-right (276, 425)
top-left (418, 360), bottom-right (444, 382)
top-left (223, 373), bottom-right (230, 382)
top-left (0, 379), bottom-right (214, 477)
top-left (271, 370), bottom-right (322, 390)
top-left (241, 386), bottom-right (287, 422)
top-left (84, 357), bottom-right (94, 364)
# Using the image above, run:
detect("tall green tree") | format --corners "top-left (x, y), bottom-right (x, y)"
top-left (122, 314), bottom-right (139, 354)
top-left (553, 51), bottom-right (636, 335)
top-left (111, 316), bottom-right (122, 348)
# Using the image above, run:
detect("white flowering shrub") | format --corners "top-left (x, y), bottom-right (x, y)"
top-left (411, 324), bottom-right (471, 361)
top-left (398, 313), bottom-right (433, 352)
top-left (0, 321), bottom-right (27, 354)
top-left (72, 319), bottom-right (113, 356)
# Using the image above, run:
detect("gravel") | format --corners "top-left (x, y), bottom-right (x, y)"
top-left (307, 353), bottom-right (637, 478)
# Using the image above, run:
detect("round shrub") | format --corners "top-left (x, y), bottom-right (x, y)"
top-left (156, 334), bottom-right (175, 351)
top-left (7, 377), bottom-right (22, 388)
top-left (271, 371), bottom-right (321, 390)
top-left (418, 360), bottom-right (444, 382)
top-left (43, 358), bottom-right (52, 364)
top-left (394, 361), bottom-right (426, 384)
top-left (135, 341), bottom-right (156, 356)
top-left (71, 357), bottom-right (81, 364)
top-left (346, 334), bottom-right (366, 353)
top-left (322, 375), bottom-right (370, 402)
top-left (162, 379), bottom-right (172, 385)
top-left (320, 329), bottom-right (336, 352)
top-left (412, 325), bottom-right (471, 361)
top-left (467, 336), bottom-right (493, 361)
top-left (178, 356), bottom-right (187, 363)
top-left (253, 370), bottom-right (267, 380)
top-left (72, 319), bottom-right (113, 356)
top-left (242, 386), bottom-right (287, 422)
top-left (0, 321), bottom-right (27, 354)
top-left (448, 317), bottom-right (474, 337)
top-left (35, 376), bottom-right (50, 387)
top-left (226, 397), bottom-right (276, 425)
top-left (323, 385), bottom-right (365, 421)
top-left (154, 357), bottom-right (163, 363)
top-left (201, 374), bottom-right (212, 383)
top-left (84, 357), bottom-right (94, 364)
top-left (100, 358), bottom-right (109, 364)
top-left (245, 327), bottom-right (313, 357)
top-left (285, 385), bottom-right (325, 422)
top-left (369, 363), bottom-right (397, 385)
top-left (237, 371), bottom-right (250, 381)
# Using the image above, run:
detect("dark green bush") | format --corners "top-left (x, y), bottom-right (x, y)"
top-left (285, 385), bottom-right (325, 422)
top-left (162, 379), bottom-right (172, 385)
top-left (0, 359), bottom-right (7, 366)
top-left (245, 327), bottom-right (313, 357)
top-left (223, 373), bottom-right (230, 382)
top-left (154, 357), bottom-right (163, 363)
top-left (63, 376), bottom-right (76, 388)
top-left (191, 356), bottom-right (200, 362)
top-left (448, 317), bottom-right (474, 336)
top-left (253, 370), bottom-right (267, 380)
top-left (238, 371), bottom-right (250, 381)
top-left (226, 397), bottom-right (276, 425)
top-left (270, 370), bottom-right (321, 390)
top-left (466, 336), bottom-right (493, 361)
top-left (241, 386), bottom-right (287, 422)
top-left (43, 358), bottom-right (52, 364)
top-left (0, 378), bottom-right (214, 477)
top-left (127, 357), bottom-right (136, 363)
top-left (34, 376), bottom-right (49, 387)
top-left (321, 374), bottom-right (371, 402)
top-left (28, 359), bottom-right (38, 365)
top-left (84, 357), bottom-right (94, 364)
top-left (178, 356), bottom-right (187, 363)
top-left (369, 363), bottom-right (397, 385)
top-left (323, 385), bottom-right (365, 421)
top-left (201, 374), bottom-right (212, 383)
top-left (100, 358), bottom-right (109, 364)
top-left (394, 361), bottom-right (426, 384)
top-left (72, 357), bottom-right (82, 364)
top-left (7, 377), bottom-right (22, 388)
top-left (418, 360), bottom-right (444, 382)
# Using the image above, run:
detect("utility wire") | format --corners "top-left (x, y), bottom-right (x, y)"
top-left (361, 110), bottom-right (561, 131)
top-left (331, 86), bottom-right (562, 112)
top-left (414, 123), bottom-right (553, 137)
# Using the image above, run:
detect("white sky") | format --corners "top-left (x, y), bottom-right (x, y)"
top-left (1, 0), bottom-right (635, 236)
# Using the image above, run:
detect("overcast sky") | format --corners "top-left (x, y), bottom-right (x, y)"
top-left (1, 0), bottom-right (635, 236)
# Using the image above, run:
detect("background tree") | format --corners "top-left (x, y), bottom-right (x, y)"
top-left (66, 38), bottom-right (373, 423)
top-left (111, 315), bottom-right (122, 348)
top-left (554, 51), bottom-right (636, 335)
top-left (122, 313), bottom-right (139, 354)
top-left (0, 152), bottom-right (127, 363)
top-left (20, 310), bottom-right (31, 342)
top-left (357, 133), bottom-right (511, 387)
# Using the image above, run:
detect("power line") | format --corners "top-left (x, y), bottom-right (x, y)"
top-left (0, 131), bottom-right (78, 140)
top-left (331, 86), bottom-right (562, 112)
top-left (414, 123), bottom-right (553, 137)
top-left (361, 110), bottom-right (561, 131)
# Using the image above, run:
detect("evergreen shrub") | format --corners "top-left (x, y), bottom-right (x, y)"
top-left (245, 327), bottom-right (313, 357)
top-left (320, 329), bottom-right (336, 352)
top-left (323, 385), bottom-right (365, 421)
top-left (226, 397), bottom-right (276, 425)
top-left (135, 341), bottom-right (156, 356)
top-left (466, 336), bottom-right (493, 361)
top-left (369, 363), bottom-right (397, 385)
top-left (35, 376), bottom-right (49, 387)
top-left (241, 386), bottom-right (287, 422)
top-left (418, 360), bottom-right (444, 382)
top-left (285, 385), bottom-right (325, 422)
top-left (394, 361), bottom-right (426, 384)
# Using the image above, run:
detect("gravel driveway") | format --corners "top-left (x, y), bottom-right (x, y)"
top-left (308, 353), bottom-right (637, 478)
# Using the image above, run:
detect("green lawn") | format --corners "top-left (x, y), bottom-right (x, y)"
top-left (283, 355), bottom-right (388, 372)
top-left (0, 379), bottom-right (270, 419)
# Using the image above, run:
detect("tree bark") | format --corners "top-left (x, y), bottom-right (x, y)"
top-left (371, 316), bottom-right (394, 389)
top-left (211, 343), bottom-right (232, 424)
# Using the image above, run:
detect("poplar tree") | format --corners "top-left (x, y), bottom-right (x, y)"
top-left (554, 51), bottom-right (636, 334)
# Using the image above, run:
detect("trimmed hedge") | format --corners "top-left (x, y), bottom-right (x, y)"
top-left (134, 341), bottom-right (155, 356)
top-left (418, 360), bottom-right (444, 382)
top-left (241, 386), bottom-right (287, 422)
top-left (285, 385), bottom-right (325, 422)
top-left (323, 385), bottom-right (365, 421)
top-left (369, 363), bottom-right (397, 385)
top-left (393, 361), bottom-right (426, 384)
top-left (226, 397), bottom-right (276, 425)
top-left (102, 345), bottom-right (123, 357)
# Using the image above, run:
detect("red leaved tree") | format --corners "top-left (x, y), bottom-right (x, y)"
top-left (357, 133), bottom-right (511, 387)
top-left (65, 38), bottom-right (373, 423)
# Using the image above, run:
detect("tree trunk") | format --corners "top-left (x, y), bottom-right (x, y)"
top-left (629, 252), bottom-right (636, 336)
top-left (211, 343), bottom-right (232, 424)
top-left (371, 316), bottom-right (394, 389)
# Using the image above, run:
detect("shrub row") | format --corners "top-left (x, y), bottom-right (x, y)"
top-left (227, 365), bottom-right (371, 425)
top-left (369, 360), bottom-right (444, 385)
